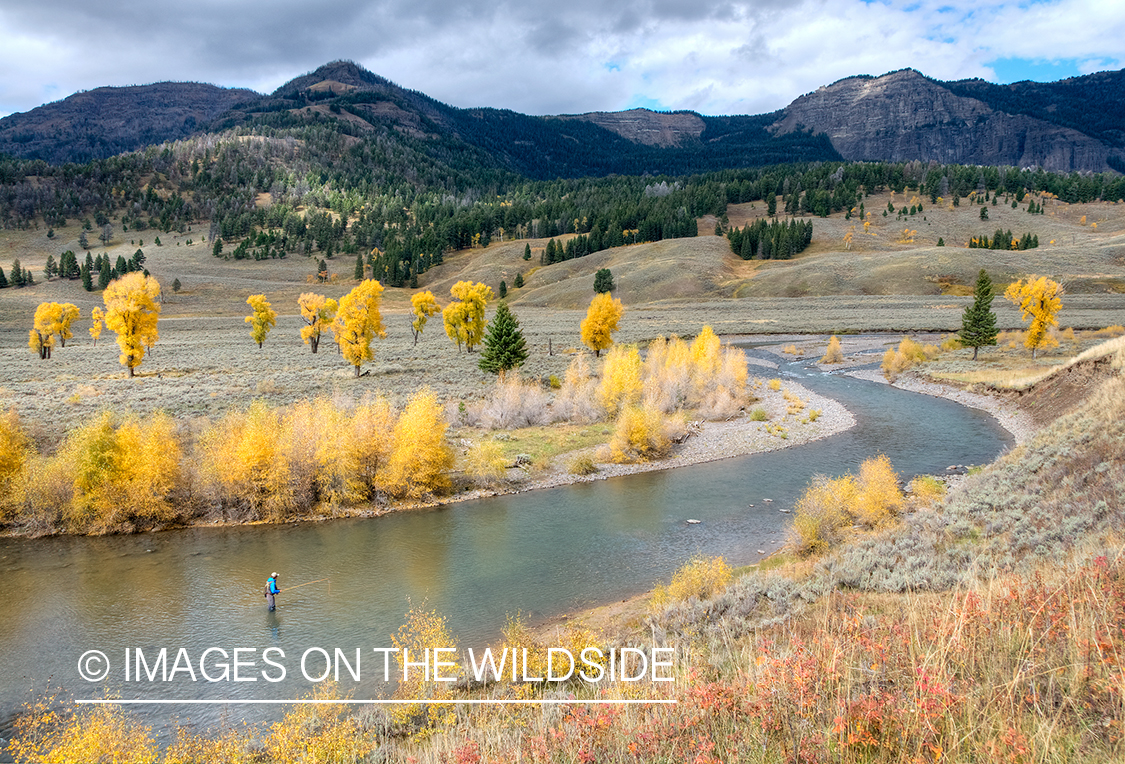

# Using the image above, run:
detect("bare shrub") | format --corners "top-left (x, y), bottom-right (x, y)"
top-left (478, 376), bottom-right (551, 430)
top-left (554, 354), bottom-right (604, 423)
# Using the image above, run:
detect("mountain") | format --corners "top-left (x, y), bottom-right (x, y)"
top-left (0, 82), bottom-right (259, 164)
top-left (1, 61), bottom-right (1123, 174)
top-left (770, 68), bottom-right (1119, 173)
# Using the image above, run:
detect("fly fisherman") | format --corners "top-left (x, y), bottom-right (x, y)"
top-left (265, 572), bottom-right (281, 611)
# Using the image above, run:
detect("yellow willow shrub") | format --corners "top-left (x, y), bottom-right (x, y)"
top-left (380, 389), bottom-right (454, 499)
top-left (465, 440), bottom-right (508, 487)
top-left (608, 404), bottom-right (676, 463)
top-left (201, 401), bottom-right (298, 521)
top-left (391, 605), bottom-right (459, 731)
top-left (164, 728), bottom-right (257, 764)
top-left (690, 325), bottom-right (722, 385)
top-left (0, 408), bottom-right (29, 521)
top-left (882, 336), bottom-right (938, 381)
top-left (853, 454), bottom-right (904, 528)
top-left (502, 613), bottom-right (549, 689)
top-left (599, 344), bottom-right (643, 417)
top-left (650, 555), bottom-right (733, 611)
top-left (791, 474), bottom-right (856, 556)
top-left (820, 335), bottom-right (844, 364)
top-left (57, 411), bottom-right (182, 533)
top-left (9, 695), bottom-right (158, 764)
top-left (263, 682), bottom-right (374, 764)
top-left (556, 352), bottom-right (603, 422)
top-left (289, 397), bottom-right (394, 508)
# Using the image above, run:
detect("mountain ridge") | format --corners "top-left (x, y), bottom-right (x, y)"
top-left (1, 61), bottom-right (1122, 174)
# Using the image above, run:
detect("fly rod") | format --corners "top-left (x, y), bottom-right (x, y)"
top-left (282, 577), bottom-right (330, 593)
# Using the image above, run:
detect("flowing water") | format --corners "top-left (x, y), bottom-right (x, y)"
top-left (0, 344), bottom-right (1010, 744)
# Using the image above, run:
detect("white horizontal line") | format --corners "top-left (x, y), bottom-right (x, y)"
top-left (78, 698), bottom-right (676, 705)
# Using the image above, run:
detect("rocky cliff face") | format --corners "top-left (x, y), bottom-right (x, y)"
top-left (557, 109), bottom-right (705, 147)
top-left (771, 69), bottom-right (1115, 173)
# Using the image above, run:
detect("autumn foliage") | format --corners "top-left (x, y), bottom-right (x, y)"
top-left (410, 290), bottom-right (440, 345)
top-left (580, 292), bottom-right (623, 357)
top-left (297, 292), bottom-right (337, 354)
top-left (791, 454), bottom-right (904, 555)
top-left (442, 281), bottom-right (492, 352)
top-left (103, 272), bottom-right (161, 377)
top-left (1004, 275), bottom-right (1063, 357)
top-left (333, 279), bottom-right (386, 375)
top-left (244, 294), bottom-right (277, 348)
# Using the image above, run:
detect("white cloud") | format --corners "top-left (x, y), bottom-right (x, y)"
top-left (0, 0), bottom-right (1121, 119)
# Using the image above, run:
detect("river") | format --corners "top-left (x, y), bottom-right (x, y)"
top-left (0, 343), bottom-right (1011, 746)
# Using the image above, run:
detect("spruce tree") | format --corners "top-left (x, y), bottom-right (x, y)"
top-left (523, 243), bottom-right (531, 261)
top-left (355, 253), bottom-right (365, 280)
top-left (959, 269), bottom-right (999, 360)
top-left (99, 256), bottom-right (112, 289)
top-left (499, 280), bottom-right (507, 298)
top-left (513, 273), bottom-right (524, 288)
top-left (593, 268), bottom-right (614, 294)
top-left (81, 262), bottom-right (93, 291)
top-left (0, 266), bottom-right (7, 288)
top-left (478, 302), bottom-right (528, 379)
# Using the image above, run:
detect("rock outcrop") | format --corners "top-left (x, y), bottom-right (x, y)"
top-left (556, 109), bottom-right (705, 147)
top-left (770, 69), bottom-right (1115, 173)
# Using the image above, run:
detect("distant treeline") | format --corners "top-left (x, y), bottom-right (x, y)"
top-left (4, 130), bottom-right (1125, 286)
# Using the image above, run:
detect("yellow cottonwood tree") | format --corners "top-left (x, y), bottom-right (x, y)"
top-left (410, 291), bottom-right (440, 346)
top-left (29, 302), bottom-right (63, 359)
top-left (442, 281), bottom-right (492, 352)
top-left (245, 294), bottom-right (278, 349)
top-left (58, 303), bottom-right (79, 347)
top-left (380, 388), bottom-right (454, 498)
top-left (580, 292), bottom-right (624, 357)
top-left (89, 307), bottom-right (104, 346)
top-left (103, 272), bottom-right (161, 377)
top-left (297, 292), bottom-right (337, 354)
top-left (1004, 275), bottom-right (1063, 358)
top-left (333, 279), bottom-right (386, 376)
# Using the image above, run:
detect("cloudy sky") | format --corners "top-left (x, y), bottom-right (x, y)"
top-left (0, 0), bottom-right (1121, 119)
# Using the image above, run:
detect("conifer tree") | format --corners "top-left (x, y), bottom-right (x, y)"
top-left (98, 256), bottom-right (112, 289)
top-left (513, 273), bottom-right (524, 288)
top-left (0, 266), bottom-right (7, 289)
top-left (498, 280), bottom-right (507, 298)
top-left (478, 302), bottom-right (528, 379)
top-left (959, 269), bottom-right (998, 360)
top-left (594, 268), bottom-right (614, 294)
top-left (354, 253), bottom-right (365, 280)
top-left (81, 261), bottom-right (93, 291)
top-left (523, 244), bottom-right (531, 261)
